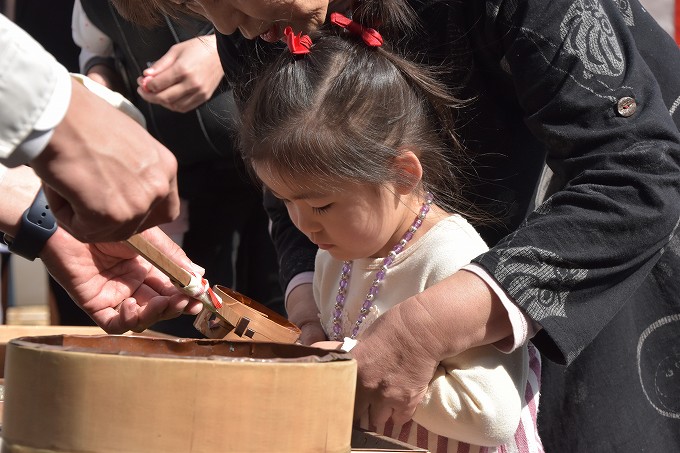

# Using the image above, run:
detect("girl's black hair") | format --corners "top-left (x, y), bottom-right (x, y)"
top-left (239, 9), bottom-right (482, 219)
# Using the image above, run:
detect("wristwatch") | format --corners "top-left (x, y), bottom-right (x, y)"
top-left (3, 188), bottom-right (57, 261)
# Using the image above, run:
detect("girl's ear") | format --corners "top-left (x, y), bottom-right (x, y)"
top-left (393, 150), bottom-right (423, 195)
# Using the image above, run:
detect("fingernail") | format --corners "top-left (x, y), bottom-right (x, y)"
top-left (141, 75), bottom-right (154, 92)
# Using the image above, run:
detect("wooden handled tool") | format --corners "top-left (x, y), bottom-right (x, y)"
top-left (126, 233), bottom-right (193, 288)
top-left (126, 233), bottom-right (301, 343)
top-left (125, 233), bottom-right (227, 319)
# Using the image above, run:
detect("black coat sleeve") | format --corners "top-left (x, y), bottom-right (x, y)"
top-left (470, 0), bottom-right (680, 364)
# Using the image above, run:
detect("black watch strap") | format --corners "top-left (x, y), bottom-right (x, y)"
top-left (3, 188), bottom-right (58, 261)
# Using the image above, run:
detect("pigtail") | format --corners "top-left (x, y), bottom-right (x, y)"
top-left (368, 32), bottom-right (487, 224)
top-left (376, 50), bottom-right (469, 214)
top-left (339, 2), bottom-right (464, 149)
top-left (380, 51), bottom-right (464, 146)
top-left (351, 0), bottom-right (420, 40)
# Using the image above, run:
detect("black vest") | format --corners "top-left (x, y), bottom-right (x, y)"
top-left (80, 0), bottom-right (239, 166)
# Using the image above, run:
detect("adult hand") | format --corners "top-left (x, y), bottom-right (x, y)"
top-left (286, 282), bottom-right (328, 345)
top-left (40, 226), bottom-right (204, 334)
top-left (351, 302), bottom-right (438, 427)
top-left (30, 78), bottom-right (180, 243)
top-left (352, 271), bottom-right (512, 427)
top-left (136, 35), bottom-right (224, 113)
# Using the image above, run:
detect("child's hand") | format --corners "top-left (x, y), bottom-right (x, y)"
top-left (286, 283), bottom-right (328, 345)
top-left (298, 320), bottom-right (327, 346)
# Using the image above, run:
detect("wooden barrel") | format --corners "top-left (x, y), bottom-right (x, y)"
top-left (2, 335), bottom-right (356, 453)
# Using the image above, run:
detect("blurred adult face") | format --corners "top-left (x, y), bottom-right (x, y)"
top-left (175, 0), bottom-right (331, 41)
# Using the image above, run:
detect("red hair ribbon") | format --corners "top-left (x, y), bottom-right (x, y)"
top-left (284, 26), bottom-right (312, 55)
top-left (329, 12), bottom-right (383, 47)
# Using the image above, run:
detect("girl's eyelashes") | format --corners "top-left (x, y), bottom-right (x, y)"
top-left (268, 189), bottom-right (331, 213)
top-left (312, 204), bottom-right (332, 214)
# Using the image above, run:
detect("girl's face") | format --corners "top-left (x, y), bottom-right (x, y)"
top-left (173, 0), bottom-right (330, 40)
top-left (254, 165), bottom-right (416, 261)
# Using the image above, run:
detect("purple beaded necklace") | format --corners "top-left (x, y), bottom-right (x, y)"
top-left (331, 192), bottom-right (434, 340)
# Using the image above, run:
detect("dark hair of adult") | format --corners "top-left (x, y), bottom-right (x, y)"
top-left (110, 0), bottom-right (418, 32)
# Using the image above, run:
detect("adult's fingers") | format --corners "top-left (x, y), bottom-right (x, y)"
top-left (32, 79), bottom-right (181, 243)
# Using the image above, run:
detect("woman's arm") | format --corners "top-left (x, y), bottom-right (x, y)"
top-left (353, 269), bottom-right (512, 426)
top-left (354, 0), bottom-right (680, 426)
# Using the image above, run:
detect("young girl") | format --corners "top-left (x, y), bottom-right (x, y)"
top-left (238, 14), bottom-right (543, 453)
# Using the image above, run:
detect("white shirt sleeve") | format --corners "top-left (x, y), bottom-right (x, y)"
top-left (0, 13), bottom-right (71, 167)
top-left (414, 345), bottom-right (527, 445)
top-left (285, 271), bottom-right (315, 311)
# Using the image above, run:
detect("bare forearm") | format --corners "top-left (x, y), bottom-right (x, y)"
top-left (405, 269), bottom-right (512, 361)
top-left (352, 269), bottom-right (513, 426)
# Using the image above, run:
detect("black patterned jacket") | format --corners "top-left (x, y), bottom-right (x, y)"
top-left (217, 1), bottom-right (680, 450)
